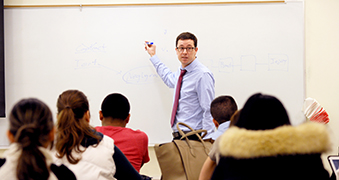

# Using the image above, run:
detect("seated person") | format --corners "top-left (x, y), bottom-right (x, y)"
top-left (211, 93), bottom-right (331, 180)
top-left (0, 98), bottom-right (76, 180)
top-left (210, 95), bottom-right (238, 141)
top-left (95, 93), bottom-right (150, 172)
top-left (53, 89), bottom-right (142, 180)
top-left (199, 110), bottom-right (240, 180)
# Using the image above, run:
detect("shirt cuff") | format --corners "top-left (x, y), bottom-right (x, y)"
top-left (150, 54), bottom-right (160, 64)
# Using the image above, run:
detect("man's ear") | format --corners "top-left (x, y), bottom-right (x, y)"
top-left (125, 114), bottom-right (131, 124)
top-left (213, 119), bottom-right (219, 128)
top-left (7, 130), bottom-right (15, 143)
top-left (99, 110), bottom-right (104, 121)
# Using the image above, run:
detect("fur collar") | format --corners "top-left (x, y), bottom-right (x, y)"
top-left (219, 122), bottom-right (330, 159)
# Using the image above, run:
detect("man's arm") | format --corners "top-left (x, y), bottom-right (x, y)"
top-left (144, 41), bottom-right (177, 88)
top-left (142, 132), bottom-right (150, 165)
top-left (197, 72), bottom-right (215, 139)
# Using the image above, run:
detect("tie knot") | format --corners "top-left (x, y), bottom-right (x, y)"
top-left (180, 69), bottom-right (187, 76)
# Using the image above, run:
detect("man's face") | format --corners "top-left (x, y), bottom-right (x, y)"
top-left (176, 39), bottom-right (198, 68)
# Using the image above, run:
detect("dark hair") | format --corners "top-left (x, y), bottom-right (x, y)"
top-left (101, 93), bottom-right (130, 120)
top-left (235, 93), bottom-right (291, 130)
top-left (210, 95), bottom-right (238, 124)
top-left (55, 89), bottom-right (101, 164)
top-left (176, 32), bottom-right (197, 48)
top-left (9, 98), bottom-right (54, 180)
top-left (229, 110), bottom-right (241, 127)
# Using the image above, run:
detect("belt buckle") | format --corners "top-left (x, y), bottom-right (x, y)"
top-left (172, 132), bottom-right (180, 138)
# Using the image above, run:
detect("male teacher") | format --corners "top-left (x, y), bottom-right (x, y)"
top-left (144, 32), bottom-right (215, 141)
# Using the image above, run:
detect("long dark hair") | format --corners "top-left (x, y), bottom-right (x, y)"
top-left (235, 93), bottom-right (291, 130)
top-left (9, 98), bottom-right (54, 180)
top-left (55, 89), bottom-right (101, 164)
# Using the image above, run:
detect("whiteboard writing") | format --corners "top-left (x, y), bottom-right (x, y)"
top-left (208, 53), bottom-right (289, 73)
top-left (123, 66), bottom-right (159, 84)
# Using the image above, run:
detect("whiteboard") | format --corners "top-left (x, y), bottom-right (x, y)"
top-left (2, 1), bottom-right (304, 146)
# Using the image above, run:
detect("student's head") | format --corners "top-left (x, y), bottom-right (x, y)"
top-left (175, 32), bottom-right (198, 68)
top-left (8, 98), bottom-right (54, 180)
top-left (100, 93), bottom-right (130, 121)
top-left (56, 89), bottom-right (89, 121)
top-left (235, 93), bottom-right (291, 130)
top-left (210, 95), bottom-right (238, 127)
top-left (55, 89), bottom-right (100, 164)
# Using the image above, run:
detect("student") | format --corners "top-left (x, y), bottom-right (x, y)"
top-left (199, 110), bottom-right (241, 180)
top-left (0, 98), bottom-right (76, 180)
top-left (53, 89), bottom-right (142, 180)
top-left (209, 95), bottom-right (238, 141)
top-left (144, 32), bottom-right (215, 140)
top-left (211, 93), bottom-right (331, 180)
top-left (95, 93), bottom-right (150, 172)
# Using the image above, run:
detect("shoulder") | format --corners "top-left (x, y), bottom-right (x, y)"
top-left (101, 135), bottom-right (114, 147)
top-left (189, 60), bottom-right (214, 82)
top-left (94, 126), bottom-right (102, 131)
top-left (50, 164), bottom-right (76, 180)
top-left (125, 128), bottom-right (149, 140)
top-left (134, 129), bottom-right (148, 136)
top-left (194, 59), bottom-right (213, 73)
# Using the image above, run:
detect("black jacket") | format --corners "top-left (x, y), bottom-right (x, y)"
top-left (212, 122), bottom-right (332, 180)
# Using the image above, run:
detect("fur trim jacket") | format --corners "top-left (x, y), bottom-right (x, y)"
top-left (211, 122), bottom-right (332, 180)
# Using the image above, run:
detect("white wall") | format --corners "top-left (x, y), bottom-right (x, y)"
top-left (304, 0), bottom-right (339, 173)
top-left (2, 0), bottom-right (339, 178)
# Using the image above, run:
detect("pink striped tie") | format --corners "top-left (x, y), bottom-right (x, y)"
top-left (170, 69), bottom-right (187, 127)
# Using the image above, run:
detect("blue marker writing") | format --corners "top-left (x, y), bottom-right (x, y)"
top-left (146, 42), bottom-right (154, 45)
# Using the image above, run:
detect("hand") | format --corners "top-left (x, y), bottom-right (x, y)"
top-left (144, 41), bottom-right (156, 57)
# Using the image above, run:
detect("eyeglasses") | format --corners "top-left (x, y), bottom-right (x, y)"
top-left (176, 47), bottom-right (196, 52)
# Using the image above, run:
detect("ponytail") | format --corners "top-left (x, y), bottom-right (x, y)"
top-left (15, 125), bottom-right (49, 180)
top-left (9, 98), bottom-right (54, 180)
top-left (56, 90), bottom-right (101, 164)
top-left (56, 108), bottom-right (87, 164)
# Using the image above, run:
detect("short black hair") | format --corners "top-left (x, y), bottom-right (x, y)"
top-left (176, 32), bottom-right (197, 48)
top-left (101, 93), bottom-right (130, 120)
top-left (210, 95), bottom-right (238, 124)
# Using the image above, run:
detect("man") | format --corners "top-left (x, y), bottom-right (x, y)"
top-left (95, 93), bottom-right (150, 172)
top-left (144, 32), bottom-right (215, 140)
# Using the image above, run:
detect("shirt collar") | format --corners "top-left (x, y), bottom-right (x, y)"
top-left (181, 57), bottom-right (198, 73)
top-left (218, 121), bottom-right (230, 131)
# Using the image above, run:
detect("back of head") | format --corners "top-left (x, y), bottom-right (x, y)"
top-left (235, 93), bottom-right (291, 130)
top-left (176, 32), bottom-right (198, 47)
top-left (56, 89), bottom-right (100, 164)
top-left (210, 95), bottom-right (238, 124)
top-left (57, 89), bottom-right (89, 119)
top-left (9, 98), bottom-right (53, 180)
top-left (101, 93), bottom-right (130, 120)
